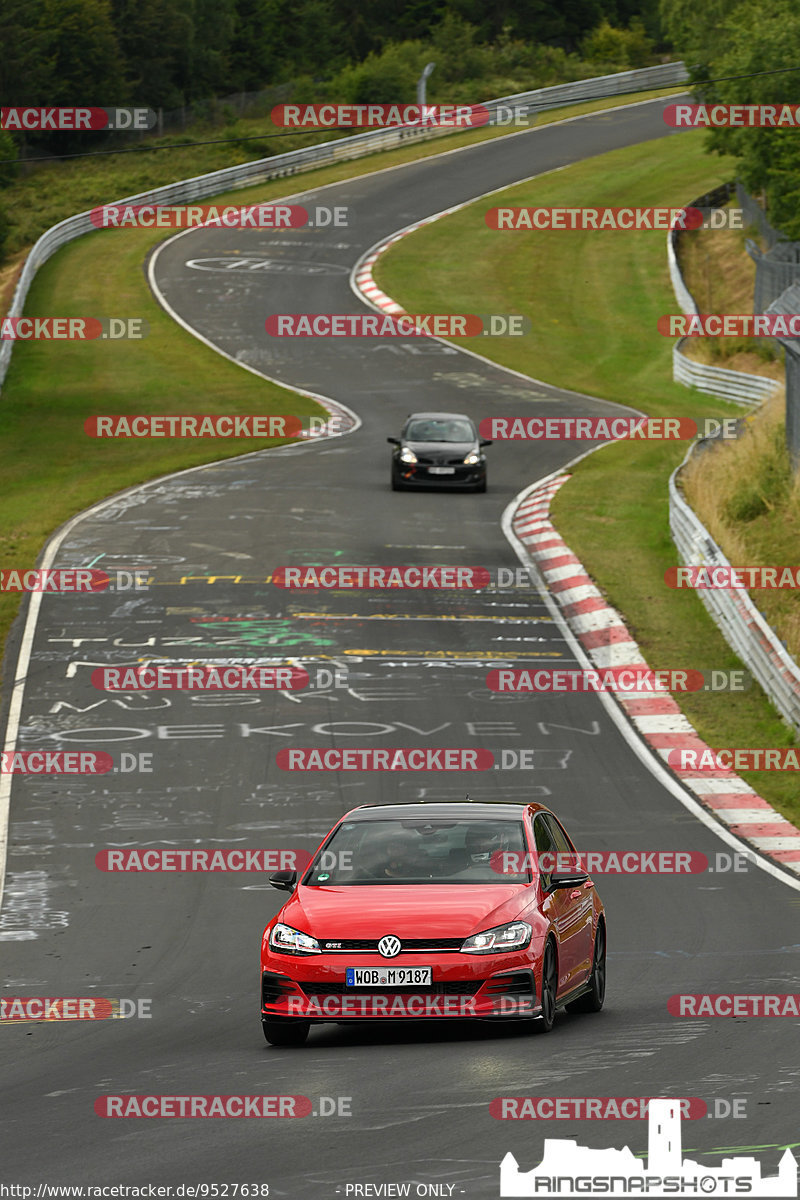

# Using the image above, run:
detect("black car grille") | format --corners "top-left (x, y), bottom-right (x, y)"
top-left (300, 980), bottom-right (482, 997)
top-left (484, 971), bottom-right (535, 998)
top-left (415, 456), bottom-right (468, 466)
top-left (318, 938), bottom-right (464, 952)
top-left (261, 972), bottom-right (295, 1004)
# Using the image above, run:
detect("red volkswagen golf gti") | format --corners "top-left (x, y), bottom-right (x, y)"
top-left (260, 801), bottom-right (606, 1046)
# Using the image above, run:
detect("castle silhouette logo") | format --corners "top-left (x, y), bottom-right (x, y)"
top-left (500, 1098), bottom-right (797, 1197)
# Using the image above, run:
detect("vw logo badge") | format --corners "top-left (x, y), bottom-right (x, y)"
top-left (378, 935), bottom-right (402, 958)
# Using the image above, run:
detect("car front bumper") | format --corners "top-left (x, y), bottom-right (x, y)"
top-left (261, 955), bottom-right (539, 1022)
top-left (394, 463), bottom-right (486, 487)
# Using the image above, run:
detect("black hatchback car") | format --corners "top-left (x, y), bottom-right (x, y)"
top-left (388, 412), bottom-right (491, 492)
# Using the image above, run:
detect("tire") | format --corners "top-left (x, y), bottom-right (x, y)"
top-left (535, 940), bottom-right (558, 1033)
top-left (566, 921), bottom-right (606, 1014)
top-left (391, 472), bottom-right (403, 491)
top-left (474, 476), bottom-right (487, 493)
top-left (262, 1018), bottom-right (310, 1047)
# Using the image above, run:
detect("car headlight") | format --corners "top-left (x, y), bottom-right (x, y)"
top-left (399, 447), bottom-right (418, 464)
top-left (461, 920), bottom-right (532, 954)
top-left (463, 451), bottom-right (481, 465)
top-left (269, 922), bottom-right (321, 955)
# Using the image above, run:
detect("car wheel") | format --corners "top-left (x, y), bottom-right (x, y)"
top-left (535, 940), bottom-right (558, 1033)
top-left (566, 921), bottom-right (606, 1014)
top-left (391, 471), bottom-right (403, 491)
top-left (262, 1018), bottom-right (310, 1047)
top-left (474, 477), bottom-right (487, 493)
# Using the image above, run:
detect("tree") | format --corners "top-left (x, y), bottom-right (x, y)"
top-left (0, 0), bottom-right (55, 105)
top-left (38, 0), bottom-right (128, 104)
top-left (699, 0), bottom-right (800, 236)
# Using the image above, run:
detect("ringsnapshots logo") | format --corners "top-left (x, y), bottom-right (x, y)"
top-left (499, 1098), bottom-right (797, 1197)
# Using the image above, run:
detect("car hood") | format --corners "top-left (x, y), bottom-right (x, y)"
top-left (278, 884), bottom-right (530, 939)
top-left (404, 439), bottom-right (476, 456)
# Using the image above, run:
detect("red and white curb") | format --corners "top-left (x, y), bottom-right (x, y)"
top-left (513, 474), bottom-right (800, 877)
top-left (353, 211), bottom-right (460, 317)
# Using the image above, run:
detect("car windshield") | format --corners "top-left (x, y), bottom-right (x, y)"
top-left (405, 419), bottom-right (475, 444)
top-left (303, 818), bottom-right (530, 885)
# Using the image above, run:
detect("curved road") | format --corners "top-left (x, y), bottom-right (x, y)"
top-left (1, 97), bottom-right (798, 1196)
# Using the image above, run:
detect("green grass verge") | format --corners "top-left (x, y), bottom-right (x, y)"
top-left (0, 88), bottom-right (686, 672)
top-left (375, 130), bottom-right (800, 830)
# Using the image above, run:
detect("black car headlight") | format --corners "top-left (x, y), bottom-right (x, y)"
top-left (269, 922), bottom-right (321, 955)
top-left (399, 447), bottom-right (418, 464)
top-left (461, 921), bottom-right (532, 954)
top-left (463, 451), bottom-right (481, 465)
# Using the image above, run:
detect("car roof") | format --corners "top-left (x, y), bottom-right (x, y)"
top-left (403, 412), bottom-right (474, 422)
top-left (341, 802), bottom-right (550, 822)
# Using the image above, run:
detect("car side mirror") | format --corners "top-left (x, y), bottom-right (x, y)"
top-left (479, 438), bottom-right (493, 447)
top-left (269, 869), bottom-right (297, 892)
top-left (387, 437), bottom-right (400, 445)
top-left (547, 871), bottom-right (589, 890)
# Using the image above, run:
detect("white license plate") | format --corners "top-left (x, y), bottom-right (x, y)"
top-left (428, 467), bottom-right (455, 475)
top-left (346, 967), bottom-right (432, 986)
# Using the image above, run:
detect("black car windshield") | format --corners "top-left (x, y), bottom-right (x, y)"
top-left (303, 818), bottom-right (530, 885)
top-left (405, 419), bottom-right (475, 443)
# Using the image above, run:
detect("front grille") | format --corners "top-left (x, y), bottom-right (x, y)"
top-left (300, 980), bottom-right (482, 997)
top-left (319, 937), bottom-right (464, 952)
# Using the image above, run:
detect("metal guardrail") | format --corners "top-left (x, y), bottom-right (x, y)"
top-left (0, 61), bottom-right (689, 391)
top-left (670, 450), bottom-right (800, 734)
top-left (672, 340), bottom-right (779, 405)
top-left (667, 182), bottom-right (781, 406)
